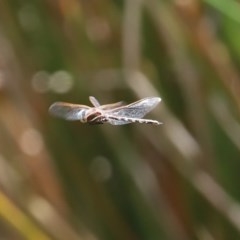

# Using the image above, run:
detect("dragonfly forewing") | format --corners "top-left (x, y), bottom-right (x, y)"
top-left (106, 97), bottom-right (161, 118)
top-left (89, 96), bottom-right (101, 107)
top-left (49, 102), bottom-right (90, 121)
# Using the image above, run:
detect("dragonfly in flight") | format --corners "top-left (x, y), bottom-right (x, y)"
top-left (49, 96), bottom-right (162, 125)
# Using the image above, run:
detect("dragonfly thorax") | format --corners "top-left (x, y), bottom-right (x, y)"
top-left (85, 109), bottom-right (106, 124)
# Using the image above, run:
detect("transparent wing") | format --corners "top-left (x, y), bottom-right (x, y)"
top-left (99, 101), bottom-right (125, 110)
top-left (49, 102), bottom-right (90, 121)
top-left (89, 96), bottom-right (101, 107)
top-left (89, 96), bottom-right (124, 109)
top-left (107, 118), bottom-right (132, 125)
top-left (106, 97), bottom-right (161, 118)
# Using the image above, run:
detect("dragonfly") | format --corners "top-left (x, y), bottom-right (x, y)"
top-left (49, 96), bottom-right (162, 125)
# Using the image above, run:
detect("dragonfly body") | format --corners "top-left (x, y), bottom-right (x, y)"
top-left (49, 96), bottom-right (162, 125)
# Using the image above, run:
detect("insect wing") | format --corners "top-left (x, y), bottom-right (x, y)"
top-left (99, 101), bottom-right (125, 110)
top-left (49, 102), bottom-right (90, 121)
top-left (106, 97), bottom-right (161, 118)
top-left (89, 96), bottom-right (124, 110)
top-left (89, 96), bottom-right (101, 107)
top-left (107, 118), bottom-right (132, 125)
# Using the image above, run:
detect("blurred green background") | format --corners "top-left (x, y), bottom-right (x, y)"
top-left (1, 0), bottom-right (240, 239)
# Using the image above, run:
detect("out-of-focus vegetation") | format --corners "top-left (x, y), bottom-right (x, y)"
top-left (1, 0), bottom-right (240, 239)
